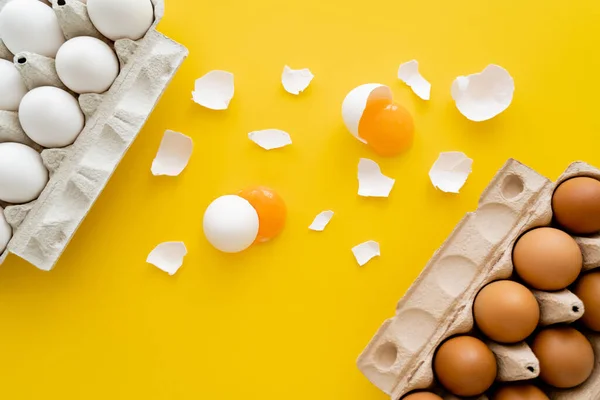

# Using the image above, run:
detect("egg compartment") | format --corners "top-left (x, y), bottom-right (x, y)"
top-left (358, 159), bottom-right (600, 400)
top-left (0, 0), bottom-right (188, 270)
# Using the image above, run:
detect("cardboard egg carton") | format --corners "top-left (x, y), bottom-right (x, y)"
top-left (358, 159), bottom-right (600, 400)
top-left (0, 0), bottom-right (188, 270)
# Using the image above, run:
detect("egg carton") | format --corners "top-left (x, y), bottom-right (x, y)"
top-left (0, 0), bottom-right (188, 270)
top-left (357, 159), bottom-right (600, 400)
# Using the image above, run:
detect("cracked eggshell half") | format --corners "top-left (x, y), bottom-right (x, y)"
top-left (203, 195), bottom-right (259, 253)
top-left (342, 84), bottom-right (414, 157)
top-left (0, 143), bottom-right (49, 204)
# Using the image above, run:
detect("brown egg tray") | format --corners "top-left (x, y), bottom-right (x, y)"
top-left (357, 159), bottom-right (600, 400)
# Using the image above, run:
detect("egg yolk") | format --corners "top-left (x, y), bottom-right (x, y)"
top-left (238, 186), bottom-right (286, 243)
top-left (358, 86), bottom-right (414, 157)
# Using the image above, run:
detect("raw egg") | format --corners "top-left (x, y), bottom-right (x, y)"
top-left (512, 227), bottom-right (582, 291)
top-left (433, 335), bottom-right (497, 397)
top-left (474, 280), bottom-right (539, 343)
top-left (0, 59), bottom-right (27, 111)
top-left (552, 177), bottom-right (600, 235)
top-left (574, 271), bottom-right (600, 331)
top-left (532, 326), bottom-right (594, 388)
top-left (402, 392), bottom-right (442, 400)
top-left (0, 207), bottom-right (11, 253)
top-left (18, 86), bottom-right (85, 148)
top-left (0, 0), bottom-right (65, 57)
top-left (0, 143), bottom-right (49, 204)
top-left (492, 384), bottom-right (549, 400)
top-left (238, 186), bottom-right (286, 243)
top-left (342, 84), bottom-right (414, 157)
top-left (87, 0), bottom-right (154, 41)
top-left (203, 187), bottom-right (286, 253)
top-left (55, 36), bottom-right (119, 94)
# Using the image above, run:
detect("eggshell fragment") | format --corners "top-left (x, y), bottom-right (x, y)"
top-left (87, 0), bottom-right (154, 41)
top-left (55, 36), bottom-right (119, 94)
top-left (146, 242), bottom-right (187, 276)
top-left (398, 60), bottom-right (431, 100)
top-left (0, 0), bottom-right (65, 57)
top-left (192, 70), bottom-right (234, 110)
top-left (358, 158), bottom-right (395, 198)
top-left (0, 208), bottom-right (11, 253)
top-left (451, 64), bottom-right (514, 121)
top-left (342, 83), bottom-right (388, 143)
top-left (151, 130), bottom-right (193, 177)
top-left (352, 240), bottom-right (380, 266)
top-left (429, 152), bottom-right (473, 193)
top-left (0, 59), bottom-right (27, 111)
top-left (281, 65), bottom-right (314, 95)
top-left (309, 210), bottom-right (334, 231)
top-left (248, 129), bottom-right (292, 150)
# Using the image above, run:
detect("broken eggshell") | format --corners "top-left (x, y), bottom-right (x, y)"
top-left (146, 241), bottom-right (188, 276)
top-left (192, 70), bottom-right (234, 110)
top-left (342, 84), bottom-right (414, 157)
top-left (309, 210), bottom-right (334, 232)
top-left (358, 158), bottom-right (395, 198)
top-left (451, 64), bottom-right (514, 122)
top-left (281, 65), bottom-right (314, 95)
top-left (398, 60), bottom-right (431, 100)
top-left (352, 240), bottom-right (380, 267)
top-left (248, 129), bottom-right (292, 150)
top-left (429, 152), bottom-right (473, 193)
top-left (151, 130), bottom-right (193, 177)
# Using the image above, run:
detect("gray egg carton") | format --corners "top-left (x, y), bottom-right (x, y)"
top-left (358, 159), bottom-right (600, 400)
top-left (0, 0), bottom-right (188, 270)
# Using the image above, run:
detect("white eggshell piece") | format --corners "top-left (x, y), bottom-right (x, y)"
top-left (281, 65), bottom-right (314, 95)
top-left (192, 70), bottom-right (235, 110)
top-left (0, 143), bottom-right (49, 204)
top-left (0, 59), bottom-right (27, 111)
top-left (151, 130), bottom-right (193, 177)
top-left (398, 60), bottom-right (431, 101)
top-left (146, 242), bottom-right (187, 276)
top-left (203, 195), bottom-right (259, 253)
top-left (55, 36), bottom-right (119, 94)
top-left (0, 0), bottom-right (65, 57)
top-left (0, 208), bottom-right (12, 253)
top-left (357, 158), bottom-right (395, 198)
top-left (342, 83), bottom-right (390, 144)
top-left (352, 240), bottom-right (380, 267)
top-left (248, 129), bottom-right (292, 150)
top-left (87, 0), bottom-right (154, 41)
top-left (429, 151), bottom-right (473, 193)
top-left (451, 64), bottom-right (515, 122)
top-left (309, 210), bottom-right (334, 232)
top-left (19, 86), bottom-right (85, 148)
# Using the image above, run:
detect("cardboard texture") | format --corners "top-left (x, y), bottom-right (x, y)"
top-left (358, 159), bottom-right (600, 400)
top-left (0, 0), bottom-right (188, 270)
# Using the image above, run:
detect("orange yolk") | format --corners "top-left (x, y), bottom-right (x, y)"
top-left (358, 87), bottom-right (414, 157)
top-left (238, 186), bottom-right (286, 243)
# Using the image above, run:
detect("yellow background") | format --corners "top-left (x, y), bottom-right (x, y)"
top-left (1, 0), bottom-right (600, 398)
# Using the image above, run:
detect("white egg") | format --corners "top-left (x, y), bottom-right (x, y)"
top-left (87, 0), bottom-right (154, 41)
top-left (0, 143), bottom-right (49, 204)
top-left (19, 86), bottom-right (85, 148)
top-left (0, 0), bottom-right (65, 58)
top-left (55, 36), bottom-right (119, 94)
top-left (0, 59), bottom-right (27, 111)
top-left (203, 195), bottom-right (259, 253)
top-left (0, 208), bottom-right (11, 253)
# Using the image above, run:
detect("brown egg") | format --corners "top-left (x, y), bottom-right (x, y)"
top-left (402, 392), bottom-right (443, 400)
top-left (532, 326), bottom-right (595, 388)
top-left (574, 271), bottom-right (600, 331)
top-left (552, 177), bottom-right (600, 235)
top-left (474, 280), bottom-right (540, 343)
top-left (512, 227), bottom-right (582, 290)
top-left (493, 384), bottom-right (549, 400)
top-left (433, 335), bottom-right (497, 396)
